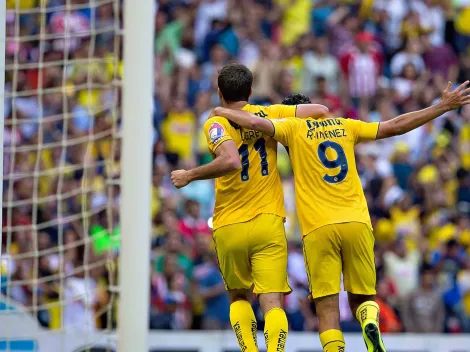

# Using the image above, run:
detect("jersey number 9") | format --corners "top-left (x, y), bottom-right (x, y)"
top-left (238, 138), bottom-right (268, 182)
top-left (317, 140), bottom-right (348, 184)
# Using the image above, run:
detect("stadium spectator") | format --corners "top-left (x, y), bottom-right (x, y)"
top-left (458, 257), bottom-right (470, 326)
top-left (151, 253), bottom-right (191, 329)
top-left (302, 36), bottom-right (339, 95)
top-left (251, 39), bottom-right (282, 104)
top-left (326, 6), bottom-right (358, 57)
top-left (422, 35), bottom-right (459, 88)
top-left (161, 96), bottom-right (197, 163)
top-left (155, 232), bottom-right (193, 280)
top-left (399, 265), bottom-right (445, 333)
top-left (339, 31), bottom-right (383, 114)
top-left (383, 238), bottom-right (421, 298)
top-left (433, 239), bottom-right (469, 332)
top-left (63, 270), bottom-right (98, 332)
top-left (375, 278), bottom-right (402, 333)
top-left (192, 236), bottom-right (229, 330)
top-left (390, 37), bottom-right (426, 77)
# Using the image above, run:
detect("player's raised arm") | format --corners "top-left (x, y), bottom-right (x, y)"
top-left (212, 107), bottom-right (275, 137)
top-left (377, 81), bottom-right (470, 139)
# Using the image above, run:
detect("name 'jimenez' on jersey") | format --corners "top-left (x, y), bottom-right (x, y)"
top-left (204, 104), bottom-right (297, 230)
top-left (271, 116), bottom-right (380, 237)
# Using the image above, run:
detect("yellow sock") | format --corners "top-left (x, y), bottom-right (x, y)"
top-left (356, 301), bottom-right (380, 327)
top-left (319, 329), bottom-right (345, 352)
top-left (263, 308), bottom-right (288, 352)
top-left (356, 301), bottom-right (387, 351)
top-left (230, 300), bottom-right (258, 352)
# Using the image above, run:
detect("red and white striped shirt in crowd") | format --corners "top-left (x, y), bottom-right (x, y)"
top-left (340, 45), bottom-right (383, 98)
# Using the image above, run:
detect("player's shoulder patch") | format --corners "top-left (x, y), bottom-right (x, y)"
top-left (208, 122), bottom-right (226, 144)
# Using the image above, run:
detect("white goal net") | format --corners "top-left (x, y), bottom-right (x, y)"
top-left (1, 0), bottom-right (124, 350)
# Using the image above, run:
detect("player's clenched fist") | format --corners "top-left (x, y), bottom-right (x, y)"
top-left (171, 169), bottom-right (190, 188)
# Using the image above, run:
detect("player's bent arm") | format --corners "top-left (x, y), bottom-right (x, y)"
top-left (377, 81), bottom-right (470, 139)
top-left (187, 140), bottom-right (241, 181)
top-left (214, 107), bottom-right (275, 137)
top-left (295, 104), bottom-right (329, 118)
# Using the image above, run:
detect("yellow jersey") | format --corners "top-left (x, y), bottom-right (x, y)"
top-left (271, 117), bottom-right (379, 236)
top-left (204, 104), bottom-right (297, 230)
top-left (7, 0), bottom-right (47, 9)
top-left (276, 0), bottom-right (311, 46)
top-left (460, 122), bottom-right (470, 170)
top-left (162, 110), bottom-right (196, 160)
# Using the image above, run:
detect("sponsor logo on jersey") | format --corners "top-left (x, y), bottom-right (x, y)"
top-left (254, 110), bottom-right (268, 118)
top-left (209, 123), bottom-right (225, 144)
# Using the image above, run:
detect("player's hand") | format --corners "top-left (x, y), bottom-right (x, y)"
top-left (171, 169), bottom-right (191, 188)
top-left (209, 107), bottom-right (221, 119)
top-left (441, 80), bottom-right (470, 110)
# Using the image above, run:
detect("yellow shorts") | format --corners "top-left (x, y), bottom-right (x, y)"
top-left (213, 214), bottom-right (291, 295)
top-left (303, 222), bottom-right (376, 299)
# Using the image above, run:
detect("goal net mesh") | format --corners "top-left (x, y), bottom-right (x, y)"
top-left (1, 0), bottom-right (122, 348)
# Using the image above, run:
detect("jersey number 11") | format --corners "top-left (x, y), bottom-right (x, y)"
top-left (238, 138), bottom-right (268, 182)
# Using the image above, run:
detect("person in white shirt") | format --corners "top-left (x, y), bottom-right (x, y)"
top-left (412, 0), bottom-right (445, 47)
top-left (194, 0), bottom-right (227, 46)
top-left (390, 37), bottom-right (425, 78)
top-left (63, 273), bottom-right (97, 332)
top-left (302, 36), bottom-right (339, 95)
top-left (384, 238), bottom-right (421, 298)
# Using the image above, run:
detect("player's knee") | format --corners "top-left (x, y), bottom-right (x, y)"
top-left (229, 289), bottom-right (250, 303)
top-left (258, 292), bottom-right (283, 314)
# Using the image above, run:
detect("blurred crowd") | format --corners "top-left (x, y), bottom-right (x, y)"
top-left (1, 0), bottom-right (470, 335)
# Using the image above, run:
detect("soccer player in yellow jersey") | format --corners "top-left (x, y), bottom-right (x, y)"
top-left (212, 81), bottom-right (470, 352)
top-left (171, 63), bottom-right (328, 352)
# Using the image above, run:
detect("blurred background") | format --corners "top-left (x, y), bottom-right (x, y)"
top-left (1, 0), bottom-right (470, 337)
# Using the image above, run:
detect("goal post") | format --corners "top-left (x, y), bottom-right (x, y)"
top-left (1, 0), bottom-right (154, 349)
top-left (0, 0), bottom-right (5, 285)
top-left (119, 0), bottom-right (155, 350)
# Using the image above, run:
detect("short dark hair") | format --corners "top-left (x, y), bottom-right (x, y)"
top-left (446, 239), bottom-right (458, 249)
top-left (281, 93), bottom-right (311, 106)
top-left (420, 262), bottom-right (434, 274)
top-left (218, 63), bottom-right (253, 102)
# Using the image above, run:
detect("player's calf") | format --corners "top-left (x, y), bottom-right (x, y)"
top-left (259, 293), bottom-right (288, 352)
top-left (229, 289), bottom-right (258, 352)
top-left (315, 294), bottom-right (345, 352)
top-left (348, 293), bottom-right (387, 352)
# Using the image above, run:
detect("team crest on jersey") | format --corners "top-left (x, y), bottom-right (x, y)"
top-left (209, 123), bottom-right (225, 144)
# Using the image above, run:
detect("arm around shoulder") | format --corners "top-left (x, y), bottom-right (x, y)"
top-left (295, 104), bottom-right (329, 119)
top-left (213, 107), bottom-right (275, 136)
